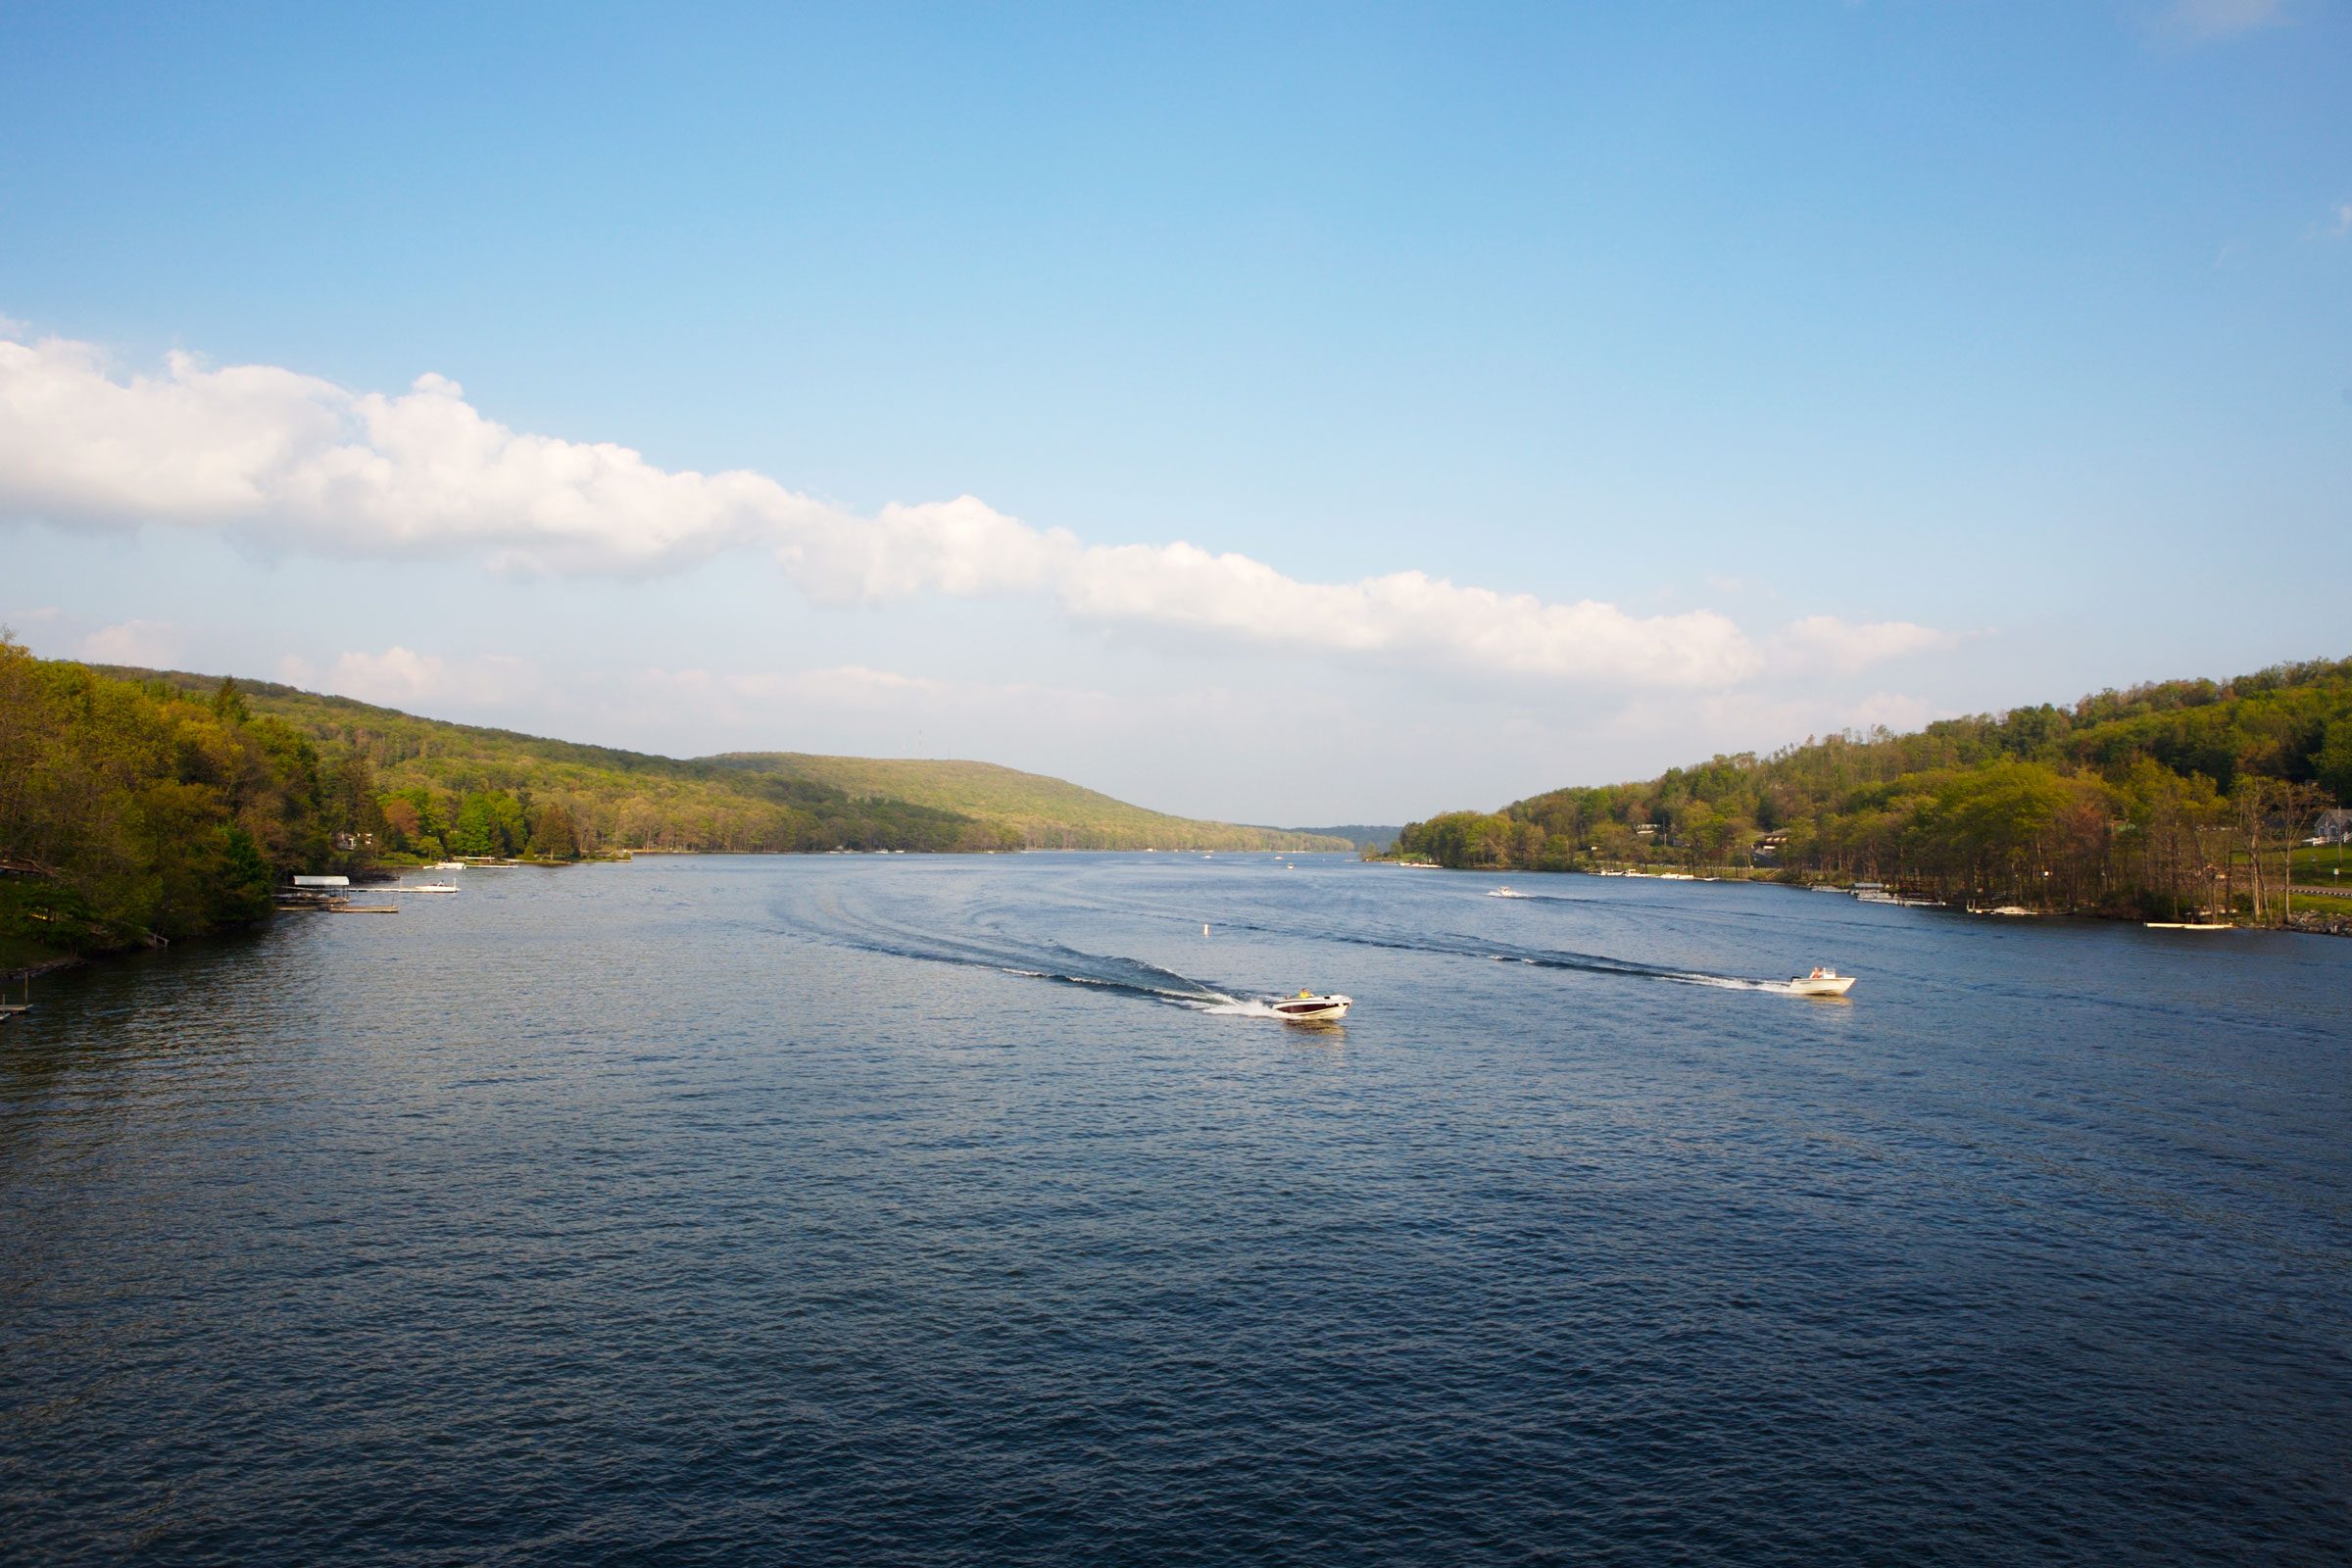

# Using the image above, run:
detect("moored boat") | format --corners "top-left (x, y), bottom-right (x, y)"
top-left (1271, 990), bottom-right (1351, 1022)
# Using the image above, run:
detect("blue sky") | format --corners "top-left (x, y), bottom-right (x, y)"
top-left (3, 1), bottom-right (2346, 823)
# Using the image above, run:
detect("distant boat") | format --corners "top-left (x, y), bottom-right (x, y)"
top-left (2146, 921), bottom-right (2231, 930)
top-left (1271, 990), bottom-right (1351, 1022)
top-left (1488, 886), bottom-right (1530, 899)
top-left (404, 882), bottom-right (461, 894)
top-left (1788, 967), bottom-right (1856, 997)
top-left (430, 860), bottom-right (466, 870)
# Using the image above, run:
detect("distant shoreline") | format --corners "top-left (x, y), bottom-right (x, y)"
top-left (1379, 859), bottom-right (2352, 936)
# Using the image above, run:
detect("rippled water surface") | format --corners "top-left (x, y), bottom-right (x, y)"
top-left (3, 855), bottom-right (2346, 1564)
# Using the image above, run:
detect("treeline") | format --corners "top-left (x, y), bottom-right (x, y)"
top-left (0, 640), bottom-right (361, 962)
top-left (106, 672), bottom-right (1054, 858)
top-left (3, 640), bottom-right (1350, 963)
top-left (1390, 657), bottom-right (2352, 920)
top-left (124, 674), bottom-right (1338, 855)
top-left (363, 774), bottom-right (1015, 858)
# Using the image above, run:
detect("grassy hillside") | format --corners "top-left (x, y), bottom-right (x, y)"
top-left (711, 753), bottom-right (1346, 852)
top-left (96, 664), bottom-right (1346, 855)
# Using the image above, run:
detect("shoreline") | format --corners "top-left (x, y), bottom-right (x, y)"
top-left (1, 953), bottom-right (83, 986)
top-left (1378, 859), bottom-right (2352, 937)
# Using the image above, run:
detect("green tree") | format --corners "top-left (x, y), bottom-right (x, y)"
top-left (2316, 717), bottom-right (2352, 804)
top-left (449, 790), bottom-right (527, 857)
top-left (527, 801), bottom-right (581, 859)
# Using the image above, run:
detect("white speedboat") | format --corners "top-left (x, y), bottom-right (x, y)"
top-left (1271, 990), bottom-right (1351, 1022)
top-left (404, 882), bottom-right (461, 894)
top-left (1788, 967), bottom-right (1856, 997)
top-left (1489, 886), bottom-right (1528, 899)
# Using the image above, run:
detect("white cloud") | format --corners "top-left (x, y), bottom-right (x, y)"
top-left (1845, 691), bottom-right (1940, 733)
top-left (626, 663), bottom-right (1120, 728)
top-left (2156, 0), bottom-right (2286, 38)
top-left (280, 646), bottom-right (541, 710)
top-left (2331, 203), bottom-right (2352, 237)
top-left (0, 318), bottom-right (1943, 690)
top-left (78, 618), bottom-right (184, 666)
top-left (1768, 614), bottom-right (1950, 675)
top-left (0, 329), bottom-right (826, 572)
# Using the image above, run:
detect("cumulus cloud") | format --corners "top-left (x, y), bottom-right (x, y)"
top-left (78, 618), bottom-right (184, 666)
top-left (1769, 614), bottom-right (1950, 675)
top-left (626, 663), bottom-right (1121, 727)
top-left (1846, 691), bottom-right (1941, 733)
top-left (1, 318), bottom-right (1941, 689)
top-left (0, 332), bottom-right (826, 572)
top-left (279, 646), bottom-right (541, 709)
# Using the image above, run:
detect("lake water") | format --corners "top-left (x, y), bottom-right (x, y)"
top-left (2, 854), bottom-right (2346, 1564)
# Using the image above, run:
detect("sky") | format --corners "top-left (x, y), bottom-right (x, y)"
top-left (2, 1), bottom-right (2346, 825)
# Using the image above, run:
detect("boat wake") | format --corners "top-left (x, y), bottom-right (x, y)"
top-left (778, 885), bottom-right (1799, 1014)
top-left (777, 895), bottom-right (1274, 1015)
top-left (1300, 921), bottom-right (1793, 995)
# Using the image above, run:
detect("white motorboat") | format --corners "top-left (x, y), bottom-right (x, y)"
top-left (430, 860), bottom-right (466, 870)
top-left (403, 882), bottom-right (462, 894)
top-left (1271, 990), bottom-right (1352, 1022)
top-left (1489, 886), bottom-right (1529, 899)
top-left (1788, 967), bottom-right (1856, 997)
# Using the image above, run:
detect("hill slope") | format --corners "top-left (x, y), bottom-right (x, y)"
top-left (97, 664), bottom-right (1347, 855)
top-left (709, 753), bottom-right (1339, 852)
top-left (1388, 656), bottom-right (2352, 921)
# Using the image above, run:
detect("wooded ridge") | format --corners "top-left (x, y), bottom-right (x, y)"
top-left (0, 641), bottom-right (1347, 967)
top-left (1385, 656), bottom-right (2352, 923)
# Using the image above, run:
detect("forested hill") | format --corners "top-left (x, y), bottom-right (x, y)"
top-left (1389, 657), bottom-right (2352, 920)
top-left (0, 643), bottom-right (1345, 968)
top-left (88, 662), bottom-right (1347, 856)
top-left (707, 754), bottom-right (1347, 852)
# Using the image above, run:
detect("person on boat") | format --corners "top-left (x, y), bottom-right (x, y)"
top-left (1808, 966), bottom-right (1826, 979)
